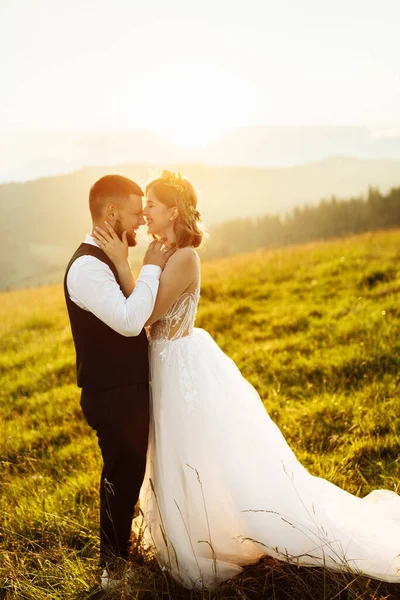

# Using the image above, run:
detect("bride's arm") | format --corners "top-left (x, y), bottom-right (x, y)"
top-left (145, 248), bottom-right (199, 326)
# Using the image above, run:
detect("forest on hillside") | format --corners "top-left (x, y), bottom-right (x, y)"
top-left (202, 186), bottom-right (400, 260)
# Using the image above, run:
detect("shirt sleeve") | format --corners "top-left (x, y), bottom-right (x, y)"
top-left (67, 256), bottom-right (162, 336)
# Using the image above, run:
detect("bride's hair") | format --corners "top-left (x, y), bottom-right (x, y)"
top-left (145, 170), bottom-right (204, 248)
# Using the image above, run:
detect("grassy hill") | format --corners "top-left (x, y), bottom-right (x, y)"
top-left (1, 230), bottom-right (400, 599)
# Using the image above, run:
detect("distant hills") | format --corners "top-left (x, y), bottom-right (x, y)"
top-left (1, 156), bottom-right (400, 292)
top-left (203, 125), bottom-right (400, 166)
top-left (2, 125), bottom-right (400, 183)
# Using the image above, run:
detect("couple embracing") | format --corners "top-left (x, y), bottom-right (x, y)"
top-left (64, 170), bottom-right (400, 592)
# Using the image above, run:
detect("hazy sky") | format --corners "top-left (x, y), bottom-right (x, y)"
top-left (1, 0), bottom-right (400, 145)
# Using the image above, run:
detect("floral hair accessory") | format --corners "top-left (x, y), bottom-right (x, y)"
top-left (160, 170), bottom-right (200, 221)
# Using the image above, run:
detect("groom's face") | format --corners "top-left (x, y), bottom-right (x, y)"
top-left (113, 194), bottom-right (145, 247)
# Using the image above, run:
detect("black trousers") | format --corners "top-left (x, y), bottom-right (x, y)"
top-left (80, 382), bottom-right (150, 570)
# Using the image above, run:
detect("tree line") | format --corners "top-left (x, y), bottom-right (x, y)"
top-left (200, 186), bottom-right (400, 260)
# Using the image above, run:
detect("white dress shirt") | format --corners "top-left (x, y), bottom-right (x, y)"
top-left (66, 234), bottom-right (162, 336)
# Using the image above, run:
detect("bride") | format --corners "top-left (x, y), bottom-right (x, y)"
top-left (92, 169), bottom-right (400, 590)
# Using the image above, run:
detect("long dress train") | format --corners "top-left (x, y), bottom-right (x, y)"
top-left (133, 257), bottom-right (400, 590)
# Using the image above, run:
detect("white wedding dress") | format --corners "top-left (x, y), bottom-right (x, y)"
top-left (133, 259), bottom-right (400, 590)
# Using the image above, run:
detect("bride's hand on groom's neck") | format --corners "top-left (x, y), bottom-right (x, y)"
top-left (93, 222), bottom-right (129, 267)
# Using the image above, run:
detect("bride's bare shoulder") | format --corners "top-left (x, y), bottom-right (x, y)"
top-left (168, 246), bottom-right (200, 266)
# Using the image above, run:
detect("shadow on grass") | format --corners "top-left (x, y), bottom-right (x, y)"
top-left (121, 549), bottom-right (400, 600)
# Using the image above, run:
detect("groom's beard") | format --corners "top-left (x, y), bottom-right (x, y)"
top-left (114, 219), bottom-right (138, 247)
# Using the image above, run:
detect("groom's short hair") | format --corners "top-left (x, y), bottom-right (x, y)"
top-left (89, 175), bottom-right (144, 219)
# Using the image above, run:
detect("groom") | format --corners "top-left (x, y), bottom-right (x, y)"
top-left (63, 174), bottom-right (174, 589)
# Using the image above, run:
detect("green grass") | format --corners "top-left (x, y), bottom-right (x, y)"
top-left (1, 230), bottom-right (400, 599)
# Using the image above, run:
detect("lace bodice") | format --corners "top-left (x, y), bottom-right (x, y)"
top-left (147, 278), bottom-right (201, 343)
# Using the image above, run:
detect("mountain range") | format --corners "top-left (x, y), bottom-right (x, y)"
top-left (2, 125), bottom-right (400, 183)
top-left (1, 155), bottom-right (400, 292)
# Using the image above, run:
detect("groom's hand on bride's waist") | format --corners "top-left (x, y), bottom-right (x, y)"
top-left (142, 238), bottom-right (177, 269)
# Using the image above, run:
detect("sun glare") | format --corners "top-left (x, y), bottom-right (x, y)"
top-left (157, 121), bottom-right (223, 148)
top-left (141, 68), bottom-right (229, 147)
top-left (139, 60), bottom-right (253, 148)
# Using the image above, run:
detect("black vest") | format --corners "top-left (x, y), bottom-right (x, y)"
top-left (64, 243), bottom-right (149, 389)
